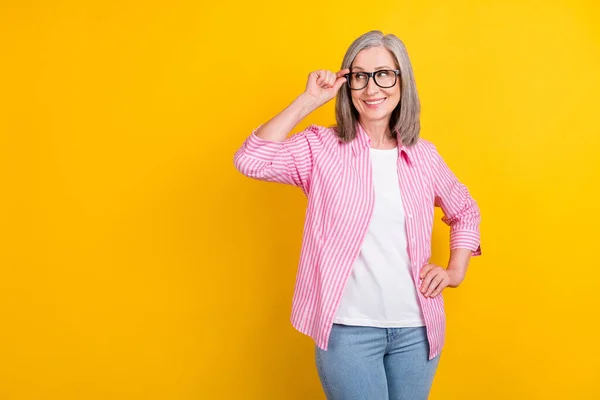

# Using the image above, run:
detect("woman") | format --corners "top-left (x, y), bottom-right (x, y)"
top-left (233, 30), bottom-right (481, 400)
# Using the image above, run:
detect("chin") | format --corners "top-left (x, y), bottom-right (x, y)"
top-left (364, 109), bottom-right (394, 119)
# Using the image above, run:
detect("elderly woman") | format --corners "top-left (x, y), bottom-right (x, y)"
top-left (233, 30), bottom-right (481, 400)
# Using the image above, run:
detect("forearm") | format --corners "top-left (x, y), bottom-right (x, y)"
top-left (446, 248), bottom-right (472, 288)
top-left (254, 93), bottom-right (319, 142)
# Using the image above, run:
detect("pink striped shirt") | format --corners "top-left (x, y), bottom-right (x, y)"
top-left (233, 122), bottom-right (481, 360)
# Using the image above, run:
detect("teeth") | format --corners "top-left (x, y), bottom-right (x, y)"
top-left (365, 98), bottom-right (385, 105)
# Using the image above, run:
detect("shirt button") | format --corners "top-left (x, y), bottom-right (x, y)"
top-left (407, 214), bottom-right (413, 219)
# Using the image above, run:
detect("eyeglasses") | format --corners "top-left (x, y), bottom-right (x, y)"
top-left (344, 69), bottom-right (401, 90)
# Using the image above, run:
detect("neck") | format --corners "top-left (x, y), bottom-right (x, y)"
top-left (360, 118), bottom-right (394, 147)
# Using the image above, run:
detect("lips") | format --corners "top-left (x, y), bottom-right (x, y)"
top-left (363, 97), bottom-right (387, 107)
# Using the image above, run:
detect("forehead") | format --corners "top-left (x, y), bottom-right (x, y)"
top-left (352, 46), bottom-right (397, 69)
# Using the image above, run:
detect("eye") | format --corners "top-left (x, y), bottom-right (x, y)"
top-left (355, 73), bottom-right (368, 80)
top-left (376, 70), bottom-right (390, 78)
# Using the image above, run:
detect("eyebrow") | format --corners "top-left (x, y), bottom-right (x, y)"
top-left (352, 65), bottom-right (394, 71)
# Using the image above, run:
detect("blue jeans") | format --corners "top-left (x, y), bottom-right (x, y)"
top-left (315, 324), bottom-right (441, 400)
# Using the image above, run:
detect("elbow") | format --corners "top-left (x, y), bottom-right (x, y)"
top-left (233, 149), bottom-right (273, 180)
top-left (445, 211), bottom-right (481, 232)
top-left (445, 208), bottom-right (481, 227)
top-left (232, 149), bottom-right (247, 175)
top-left (440, 192), bottom-right (481, 227)
top-left (233, 150), bottom-right (256, 178)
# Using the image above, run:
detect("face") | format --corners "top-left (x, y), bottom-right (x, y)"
top-left (349, 46), bottom-right (401, 125)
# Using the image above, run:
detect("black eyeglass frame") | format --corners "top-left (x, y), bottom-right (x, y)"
top-left (343, 69), bottom-right (401, 90)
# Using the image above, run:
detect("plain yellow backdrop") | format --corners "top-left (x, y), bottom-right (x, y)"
top-left (1, 0), bottom-right (599, 399)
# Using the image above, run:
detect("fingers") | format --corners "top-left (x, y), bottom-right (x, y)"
top-left (420, 269), bottom-right (435, 294)
top-left (424, 275), bottom-right (444, 297)
top-left (332, 69), bottom-right (350, 91)
top-left (324, 71), bottom-right (336, 88)
top-left (420, 264), bottom-right (449, 298)
top-left (429, 284), bottom-right (445, 298)
top-left (314, 70), bottom-right (348, 89)
top-left (332, 75), bottom-right (347, 92)
top-left (336, 68), bottom-right (350, 78)
top-left (327, 71), bottom-right (337, 87)
top-left (307, 69), bottom-right (349, 101)
top-left (314, 70), bottom-right (326, 86)
top-left (314, 70), bottom-right (331, 88)
top-left (419, 263), bottom-right (435, 279)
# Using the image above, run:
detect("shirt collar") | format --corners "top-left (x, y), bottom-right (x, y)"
top-left (351, 120), bottom-right (412, 163)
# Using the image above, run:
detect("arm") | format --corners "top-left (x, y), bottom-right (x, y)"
top-left (233, 69), bottom-right (348, 195)
top-left (430, 144), bottom-right (482, 258)
top-left (445, 248), bottom-right (472, 287)
top-left (233, 93), bottom-right (321, 194)
top-left (419, 145), bottom-right (482, 296)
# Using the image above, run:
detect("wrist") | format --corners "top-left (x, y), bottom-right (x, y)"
top-left (297, 92), bottom-right (320, 113)
top-left (446, 266), bottom-right (465, 288)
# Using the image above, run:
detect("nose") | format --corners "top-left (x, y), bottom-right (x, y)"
top-left (365, 76), bottom-right (380, 96)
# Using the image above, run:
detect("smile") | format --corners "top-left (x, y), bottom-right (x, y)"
top-left (363, 98), bottom-right (387, 107)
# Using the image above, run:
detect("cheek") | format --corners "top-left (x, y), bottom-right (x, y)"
top-left (386, 89), bottom-right (401, 106)
top-left (386, 86), bottom-right (401, 98)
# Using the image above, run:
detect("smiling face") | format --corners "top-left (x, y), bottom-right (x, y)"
top-left (349, 46), bottom-right (401, 126)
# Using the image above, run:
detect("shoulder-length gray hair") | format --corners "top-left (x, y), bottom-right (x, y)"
top-left (334, 30), bottom-right (421, 146)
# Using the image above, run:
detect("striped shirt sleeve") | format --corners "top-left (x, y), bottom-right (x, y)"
top-left (429, 144), bottom-right (482, 256)
top-left (233, 124), bottom-right (324, 195)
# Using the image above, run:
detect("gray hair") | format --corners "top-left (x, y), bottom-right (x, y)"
top-left (334, 30), bottom-right (421, 146)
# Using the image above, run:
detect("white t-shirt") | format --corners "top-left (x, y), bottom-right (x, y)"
top-left (333, 146), bottom-right (425, 327)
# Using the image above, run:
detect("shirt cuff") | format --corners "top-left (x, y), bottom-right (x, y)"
top-left (450, 230), bottom-right (482, 256)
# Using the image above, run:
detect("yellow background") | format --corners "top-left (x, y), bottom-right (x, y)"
top-left (1, 0), bottom-right (599, 398)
